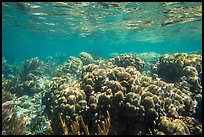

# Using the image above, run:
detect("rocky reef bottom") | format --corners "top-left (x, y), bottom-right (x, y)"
top-left (2, 51), bottom-right (202, 135)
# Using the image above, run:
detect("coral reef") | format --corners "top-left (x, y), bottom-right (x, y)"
top-left (152, 53), bottom-right (202, 83)
top-left (81, 64), bottom-right (108, 99)
top-left (79, 63), bottom-right (202, 135)
top-left (158, 116), bottom-right (190, 135)
top-left (13, 91), bottom-right (52, 135)
top-left (179, 116), bottom-right (202, 135)
top-left (52, 52), bottom-right (99, 78)
top-left (3, 52), bottom-right (202, 135)
top-left (2, 90), bottom-right (29, 135)
top-left (157, 116), bottom-right (202, 135)
top-left (109, 54), bottom-right (145, 72)
top-left (22, 57), bottom-right (43, 76)
top-left (136, 52), bottom-right (161, 76)
top-left (3, 74), bottom-right (48, 96)
top-left (42, 75), bottom-right (88, 134)
top-left (2, 57), bottom-right (21, 80)
top-left (151, 53), bottom-right (202, 122)
top-left (52, 56), bottom-right (83, 78)
top-left (2, 57), bottom-right (49, 96)
top-left (79, 52), bottom-right (94, 65)
top-left (58, 111), bottom-right (110, 135)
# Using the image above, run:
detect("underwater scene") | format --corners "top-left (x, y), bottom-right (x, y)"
top-left (2, 2), bottom-right (202, 135)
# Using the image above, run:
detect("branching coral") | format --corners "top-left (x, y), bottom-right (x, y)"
top-left (58, 112), bottom-right (69, 135)
top-left (70, 115), bottom-right (90, 135)
top-left (59, 114), bottom-right (88, 135)
top-left (41, 53), bottom-right (202, 135)
top-left (96, 111), bottom-right (110, 135)
top-left (59, 111), bottom-right (110, 135)
top-left (42, 76), bottom-right (88, 134)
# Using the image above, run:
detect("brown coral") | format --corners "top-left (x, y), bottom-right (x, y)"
top-left (109, 54), bottom-right (145, 72)
top-left (79, 52), bottom-right (94, 65)
top-left (42, 76), bottom-right (87, 134)
top-left (2, 90), bottom-right (29, 135)
top-left (41, 53), bottom-right (202, 135)
top-left (53, 56), bottom-right (83, 78)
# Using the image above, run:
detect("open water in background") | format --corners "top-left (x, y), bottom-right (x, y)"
top-left (2, 2), bottom-right (202, 64)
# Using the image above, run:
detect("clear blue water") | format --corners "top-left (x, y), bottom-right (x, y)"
top-left (2, 2), bottom-right (202, 64)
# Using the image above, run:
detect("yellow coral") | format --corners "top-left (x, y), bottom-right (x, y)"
top-left (71, 117), bottom-right (80, 135)
top-left (59, 111), bottom-right (110, 135)
top-left (58, 113), bottom-right (69, 135)
top-left (97, 111), bottom-right (111, 135)
top-left (59, 114), bottom-right (90, 135)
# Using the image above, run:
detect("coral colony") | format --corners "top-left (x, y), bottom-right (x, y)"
top-left (2, 52), bottom-right (202, 135)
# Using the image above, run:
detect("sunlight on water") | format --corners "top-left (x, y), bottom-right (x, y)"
top-left (2, 2), bottom-right (202, 42)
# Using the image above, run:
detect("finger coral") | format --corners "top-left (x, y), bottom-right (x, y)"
top-left (109, 54), bottom-right (145, 72)
top-left (41, 53), bottom-right (202, 135)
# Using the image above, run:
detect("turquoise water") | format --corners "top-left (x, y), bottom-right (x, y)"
top-left (2, 2), bottom-right (202, 63)
top-left (2, 2), bottom-right (202, 135)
